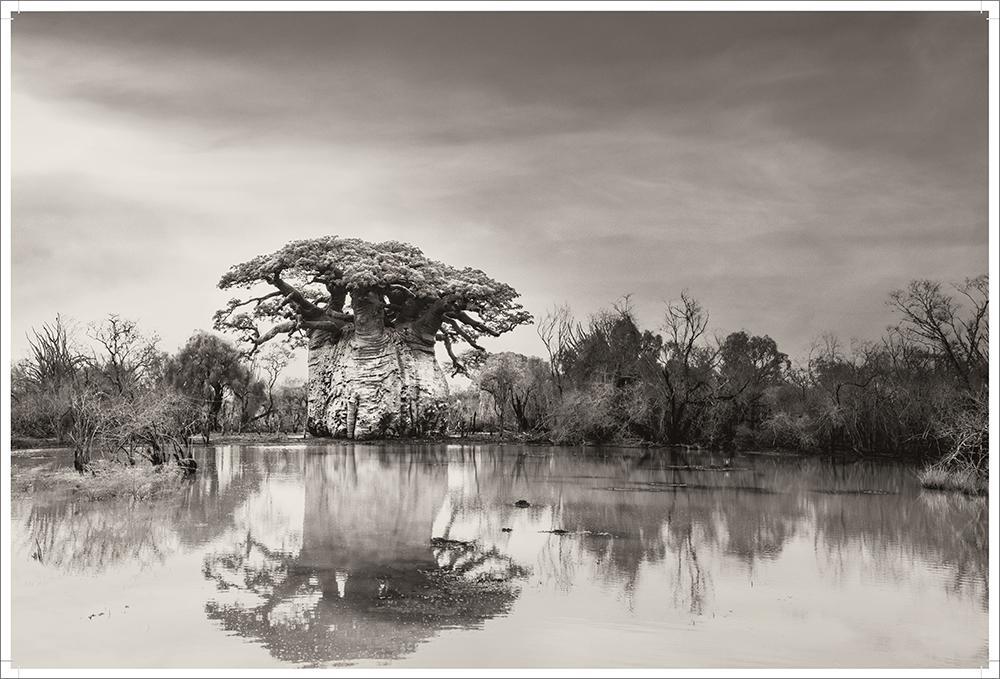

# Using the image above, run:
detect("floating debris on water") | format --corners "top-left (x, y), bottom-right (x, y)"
top-left (659, 465), bottom-right (750, 472)
top-left (431, 536), bottom-right (475, 548)
top-left (811, 489), bottom-right (895, 496)
top-left (603, 484), bottom-right (686, 492)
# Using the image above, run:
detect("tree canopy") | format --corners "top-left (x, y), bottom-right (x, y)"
top-left (214, 237), bottom-right (532, 373)
top-left (166, 331), bottom-right (249, 433)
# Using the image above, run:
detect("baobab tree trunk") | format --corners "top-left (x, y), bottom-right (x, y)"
top-left (305, 298), bottom-right (449, 439)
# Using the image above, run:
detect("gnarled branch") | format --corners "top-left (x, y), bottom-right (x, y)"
top-left (445, 317), bottom-right (484, 351)
top-left (265, 273), bottom-right (323, 319)
top-left (438, 332), bottom-right (467, 376)
top-left (447, 310), bottom-right (500, 337)
top-left (251, 321), bottom-right (298, 351)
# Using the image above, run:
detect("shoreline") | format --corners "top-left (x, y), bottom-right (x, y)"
top-left (10, 432), bottom-right (933, 460)
top-left (10, 437), bottom-right (985, 499)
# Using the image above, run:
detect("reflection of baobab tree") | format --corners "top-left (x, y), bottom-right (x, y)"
top-left (201, 449), bottom-right (526, 666)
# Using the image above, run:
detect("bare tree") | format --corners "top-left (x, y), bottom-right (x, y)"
top-left (638, 291), bottom-right (720, 443)
top-left (88, 314), bottom-right (163, 395)
top-left (888, 275), bottom-right (987, 391)
top-left (536, 304), bottom-right (580, 395)
top-left (12, 316), bottom-right (90, 440)
top-left (22, 315), bottom-right (89, 389)
top-left (240, 345), bottom-right (293, 429)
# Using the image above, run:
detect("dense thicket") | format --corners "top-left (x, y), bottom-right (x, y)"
top-left (11, 315), bottom-right (307, 471)
top-left (459, 276), bottom-right (987, 473)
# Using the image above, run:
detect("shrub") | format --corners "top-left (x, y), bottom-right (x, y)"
top-left (931, 390), bottom-right (988, 476)
top-left (761, 412), bottom-right (820, 452)
top-left (548, 382), bottom-right (622, 444)
top-left (918, 465), bottom-right (986, 496)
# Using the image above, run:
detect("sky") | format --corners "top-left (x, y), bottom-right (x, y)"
top-left (10, 11), bottom-right (989, 376)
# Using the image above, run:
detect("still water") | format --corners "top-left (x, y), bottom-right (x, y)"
top-left (10, 444), bottom-right (989, 668)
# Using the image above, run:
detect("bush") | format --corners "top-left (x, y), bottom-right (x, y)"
top-left (918, 465), bottom-right (986, 496)
top-left (11, 389), bottom-right (64, 439)
top-left (548, 382), bottom-right (622, 444)
top-left (13, 459), bottom-right (188, 502)
top-left (65, 383), bottom-right (201, 470)
top-left (761, 412), bottom-right (820, 452)
top-left (931, 390), bottom-right (988, 476)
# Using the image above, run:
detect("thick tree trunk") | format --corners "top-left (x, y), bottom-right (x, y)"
top-left (306, 326), bottom-right (449, 439)
top-left (210, 383), bottom-right (224, 432)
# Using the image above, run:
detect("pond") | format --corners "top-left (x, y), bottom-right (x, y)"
top-left (9, 444), bottom-right (989, 669)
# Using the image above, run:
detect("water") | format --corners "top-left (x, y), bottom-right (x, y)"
top-left (10, 444), bottom-right (989, 668)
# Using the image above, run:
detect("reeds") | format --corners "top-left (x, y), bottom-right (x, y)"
top-left (918, 465), bottom-right (986, 496)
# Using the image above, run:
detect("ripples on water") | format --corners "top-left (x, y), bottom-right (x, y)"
top-left (10, 444), bottom-right (989, 668)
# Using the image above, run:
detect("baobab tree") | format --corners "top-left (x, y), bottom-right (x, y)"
top-left (214, 237), bottom-right (532, 439)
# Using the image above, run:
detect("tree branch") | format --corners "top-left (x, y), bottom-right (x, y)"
top-left (251, 321), bottom-right (298, 351)
top-left (265, 274), bottom-right (323, 319)
top-left (438, 332), bottom-right (467, 376)
top-left (447, 310), bottom-right (500, 337)
top-left (324, 282), bottom-right (348, 313)
top-left (445, 318), bottom-right (484, 351)
top-left (410, 294), bottom-right (460, 336)
top-left (389, 283), bottom-right (416, 298)
top-left (300, 318), bottom-right (350, 333)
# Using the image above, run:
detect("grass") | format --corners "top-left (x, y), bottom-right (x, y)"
top-left (11, 459), bottom-right (189, 502)
top-left (918, 465), bottom-right (987, 496)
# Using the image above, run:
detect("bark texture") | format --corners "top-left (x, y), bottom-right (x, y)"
top-left (306, 327), bottom-right (449, 439)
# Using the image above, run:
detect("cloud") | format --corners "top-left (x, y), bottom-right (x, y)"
top-left (10, 11), bottom-right (988, 367)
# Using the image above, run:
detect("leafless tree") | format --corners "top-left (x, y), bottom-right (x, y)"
top-left (536, 304), bottom-right (581, 395)
top-left (638, 291), bottom-right (720, 443)
top-left (888, 275), bottom-right (987, 391)
top-left (88, 314), bottom-right (163, 395)
top-left (22, 314), bottom-right (89, 389)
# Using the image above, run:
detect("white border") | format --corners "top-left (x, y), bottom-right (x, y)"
top-left (0, 1), bottom-right (996, 678)
top-left (988, 0), bottom-right (999, 676)
top-left (1, 0), bottom-right (12, 677)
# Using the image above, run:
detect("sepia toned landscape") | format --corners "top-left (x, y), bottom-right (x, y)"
top-left (4, 7), bottom-right (992, 673)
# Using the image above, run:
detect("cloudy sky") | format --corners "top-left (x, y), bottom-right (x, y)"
top-left (11, 11), bottom-right (988, 372)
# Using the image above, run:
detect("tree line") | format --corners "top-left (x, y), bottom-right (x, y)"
top-left (10, 274), bottom-right (987, 483)
top-left (11, 315), bottom-right (307, 470)
top-left (453, 275), bottom-right (987, 478)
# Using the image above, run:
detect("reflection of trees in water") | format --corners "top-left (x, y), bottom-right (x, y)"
top-left (660, 519), bottom-right (712, 615)
top-left (202, 537), bottom-right (522, 666)
top-left (13, 447), bottom-right (294, 573)
top-left (20, 498), bottom-right (183, 572)
top-left (17, 444), bottom-right (986, 662)
top-left (436, 448), bottom-right (987, 615)
top-left (772, 457), bottom-right (990, 605)
top-left (813, 490), bottom-right (988, 606)
top-left (201, 449), bottom-right (524, 666)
